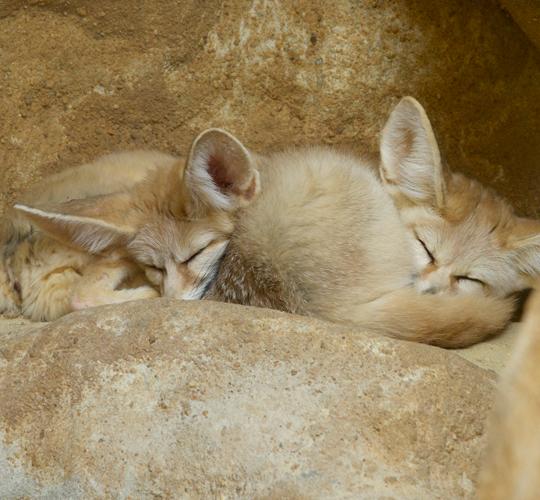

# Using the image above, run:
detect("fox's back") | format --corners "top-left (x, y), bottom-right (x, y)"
top-left (212, 147), bottom-right (414, 319)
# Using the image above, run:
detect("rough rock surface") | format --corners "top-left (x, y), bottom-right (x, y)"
top-left (455, 323), bottom-right (519, 373)
top-left (1, 299), bottom-right (495, 498)
top-left (500, 0), bottom-right (540, 51)
top-left (1, 0), bottom-right (539, 217)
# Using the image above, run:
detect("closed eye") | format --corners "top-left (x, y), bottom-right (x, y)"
top-left (416, 236), bottom-right (435, 264)
top-left (184, 245), bottom-right (209, 265)
top-left (455, 275), bottom-right (485, 286)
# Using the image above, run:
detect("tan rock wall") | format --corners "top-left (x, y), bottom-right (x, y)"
top-left (1, 0), bottom-right (539, 216)
top-left (500, 0), bottom-right (540, 51)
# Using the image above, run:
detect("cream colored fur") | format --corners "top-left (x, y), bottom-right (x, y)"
top-left (7, 98), bottom-right (539, 344)
top-left (0, 151), bottom-right (170, 321)
top-left (0, 235), bottom-right (157, 321)
top-left (477, 286), bottom-right (540, 499)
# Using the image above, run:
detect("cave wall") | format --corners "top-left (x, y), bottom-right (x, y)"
top-left (1, 0), bottom-right (539, 215)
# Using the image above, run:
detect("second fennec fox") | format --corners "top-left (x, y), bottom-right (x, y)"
top-left (13, 98), bottom-right (540, 346)
top-left (0, 151), bottom-right (174, 320)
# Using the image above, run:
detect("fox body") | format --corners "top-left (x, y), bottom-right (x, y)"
top-left (9, 98), bottom-right (540, 345)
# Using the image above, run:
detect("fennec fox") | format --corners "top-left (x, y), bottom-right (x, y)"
top-left (0, 151), bottom-right (173, 320)
top-left (476, 285), bottom-right (540, 499)
top-left (13, 98), bottom-right (540, 345)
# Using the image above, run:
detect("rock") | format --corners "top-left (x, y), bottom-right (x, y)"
top-left (500, 1), bottom-right (540, 51)
top-left (455, 323), bottom-right (520, 373)
top-left (0, 0), bottom-right (539, 218)
top-left (1, 299), bottom-right (495, 498)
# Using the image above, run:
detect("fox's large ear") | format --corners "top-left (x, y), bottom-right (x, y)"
top-left (185, 128), bottom-right (260, 211)
top-left (380, 97), bottom-right (446, 209)
top-left (14, 193), bottom-right (135, 254)
top-left (508, 217), bottom-right (540, 280)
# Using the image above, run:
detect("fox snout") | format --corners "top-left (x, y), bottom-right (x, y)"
top-left (162, 267), bottom-right (193, 300)
top-left (417, 283), bottom-right (438, 295)
top-left (162, 264), bottom-right (209, 301)
top-left (416, 267), bottom-right (452, 295)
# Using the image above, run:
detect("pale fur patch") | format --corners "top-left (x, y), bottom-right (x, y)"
top-left (477, 288), bottom-right (540, 498)
top-left (184, 240), bottom-right (229, 299)
top-left (161, 240), bottom-right (229, 300)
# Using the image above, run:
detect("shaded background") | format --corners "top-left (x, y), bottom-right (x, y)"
top-left (1, 0), bottom-right (539, 215)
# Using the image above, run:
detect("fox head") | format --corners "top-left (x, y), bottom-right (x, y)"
top-left (380, 96), bottom-right (540, 297)
top-left (15, 129), bottom-right (260, 300)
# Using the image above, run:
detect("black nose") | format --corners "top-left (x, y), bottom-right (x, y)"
top-left (422, 286), bottom-right (437, 295)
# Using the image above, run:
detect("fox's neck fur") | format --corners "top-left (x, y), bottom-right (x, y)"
top-left (12, 98), bottom-right (540, 346)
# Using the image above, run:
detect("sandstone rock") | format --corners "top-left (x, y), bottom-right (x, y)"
top-left (0, 0), bottom-right (539, 218)
top-left (500, 0), bottom-right (540, 51)
top-left (1, 299), bottom-right (495, 498)
top-left (455, 322), bottom-right (519, 373)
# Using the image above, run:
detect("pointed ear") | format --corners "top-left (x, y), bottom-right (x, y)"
top-left (14, 193), bottom-right (136, 254)
top-left (508, 217), bottom-right (540, 279)
top-left (185, 128), bottom-right (260, 211)
top-left (380, 97), bottom-right (446, 208)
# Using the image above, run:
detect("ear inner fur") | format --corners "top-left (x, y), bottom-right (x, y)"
top-left (186, 128), bottom-right (260, 211)
top-left (380, 96), bottom-right (446, 209)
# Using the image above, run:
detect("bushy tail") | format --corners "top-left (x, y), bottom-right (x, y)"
top-left (349, 288), bottom-right (515, 348)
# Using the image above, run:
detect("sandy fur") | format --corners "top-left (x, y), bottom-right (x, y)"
top-left (0, 151), bottom-right (168, 321)
top-left (477, 287), bottom-right (540, 499)
top-left (205, 147), bottom-right (515, 347)
top-left (0, 231), bottom-right (158, 322)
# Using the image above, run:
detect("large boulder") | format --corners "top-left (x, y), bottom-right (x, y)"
top-left (1, 299), bottom-right (495, 498)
